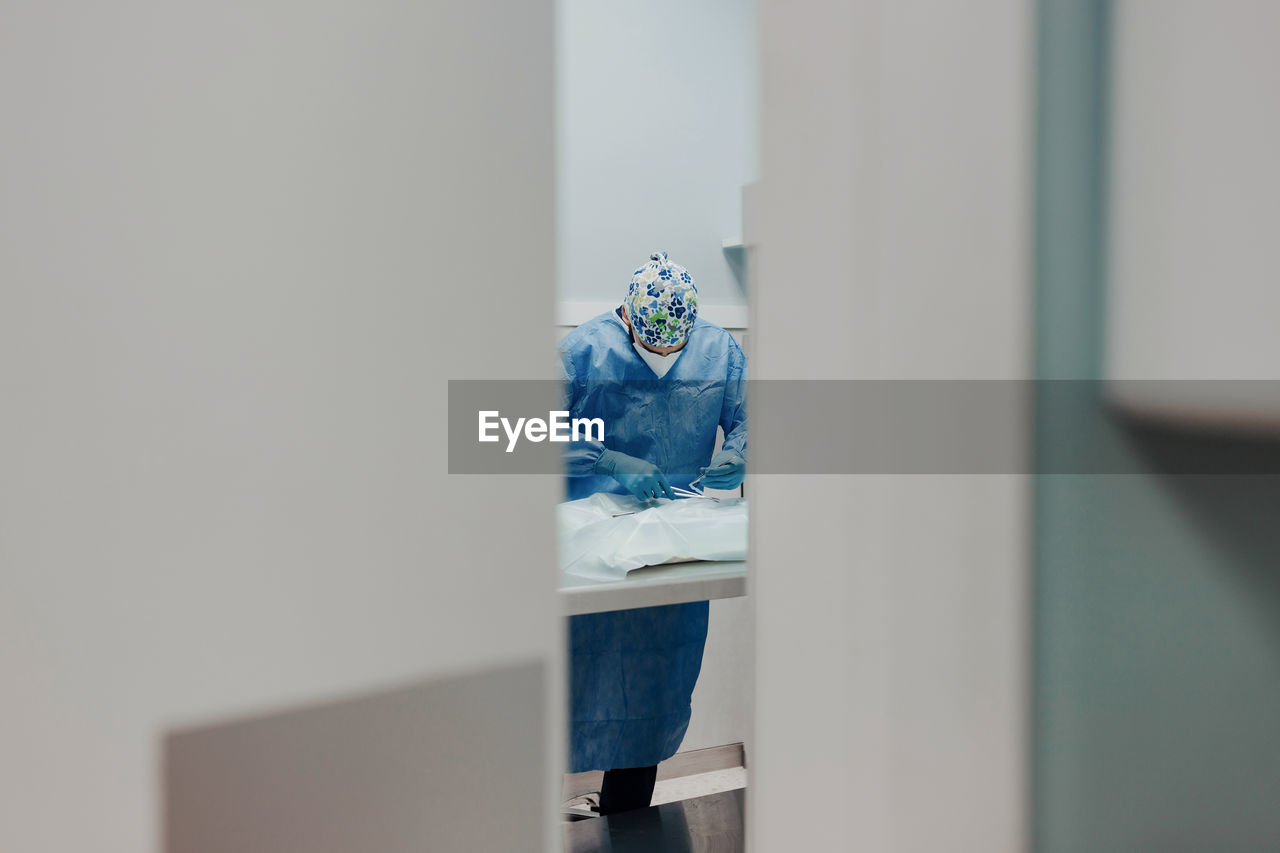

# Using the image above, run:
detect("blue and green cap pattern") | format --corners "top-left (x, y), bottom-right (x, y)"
top-left (625, 251), bottom-right (698, 348)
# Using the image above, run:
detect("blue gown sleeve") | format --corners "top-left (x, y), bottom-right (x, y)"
top-left (559, 348), bottom-right (606, 476)
top-left (719, 339), bottom-right (748, 459)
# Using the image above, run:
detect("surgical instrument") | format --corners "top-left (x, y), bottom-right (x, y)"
top-left (671, 486), bottom-right (718, 501)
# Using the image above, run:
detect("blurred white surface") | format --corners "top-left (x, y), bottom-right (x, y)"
top-left (753, 1), bottom-right (1032, 850)
top-left (0, 0), bottom-right (560, 850)
top-left (1109, 1), bottom-right (1280, 408)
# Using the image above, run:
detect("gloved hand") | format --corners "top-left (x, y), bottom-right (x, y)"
top-left (699, 450), bottom-right (746, 490)
top-left (594, 449), bottom-right (675, 501)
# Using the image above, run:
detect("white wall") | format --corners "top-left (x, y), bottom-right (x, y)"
top-left (0, 2), bottom-right (559, 851)
top-left (557, 0), bottom-right (757, 305)
top-left (753, 1), bottom-right (1031, 851)
top-left (1107, 1), bottom-right (1280, 418)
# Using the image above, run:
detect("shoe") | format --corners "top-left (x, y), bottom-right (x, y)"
top-left (561, 792), bottom-right (600, 820)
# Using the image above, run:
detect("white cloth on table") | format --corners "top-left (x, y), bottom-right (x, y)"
top-left (558, 492), bottom-right (747, 581)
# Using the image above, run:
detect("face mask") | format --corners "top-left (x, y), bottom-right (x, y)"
top-left (629, 325), bottom-right (684, 378)
top-left (633, 341), bottom-right (682, 378)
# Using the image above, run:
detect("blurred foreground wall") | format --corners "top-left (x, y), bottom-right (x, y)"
top-left (753, 1), bottom-right (1032, 850)
top-left (0, 2), bottom-right (559, 850)
top-left (1034, 2), bottom-right (1280, 850)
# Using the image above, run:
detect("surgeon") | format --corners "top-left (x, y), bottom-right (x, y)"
top-left (559, 251), bottom-right (747, 814)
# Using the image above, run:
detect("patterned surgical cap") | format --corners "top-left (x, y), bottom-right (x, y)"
top-left (625, 252), bottom-right (698, 348)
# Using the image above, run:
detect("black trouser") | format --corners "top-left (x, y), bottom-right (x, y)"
top-left (598, 765), bottom-right (658, 815)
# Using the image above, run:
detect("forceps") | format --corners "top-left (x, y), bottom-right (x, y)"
top-left (671, 485), bottom-right (718, 501)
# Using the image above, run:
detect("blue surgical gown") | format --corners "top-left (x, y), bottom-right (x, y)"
top-left (560, 309), bottom-right (747, 772)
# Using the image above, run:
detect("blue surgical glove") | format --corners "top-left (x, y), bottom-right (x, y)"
top-left (595, 449), bottom-right (675, 501)
top-left (699, 450), bottom-right (746, 490)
